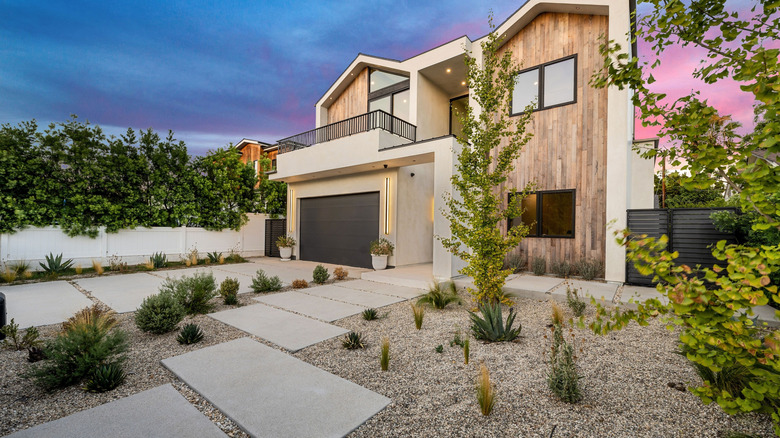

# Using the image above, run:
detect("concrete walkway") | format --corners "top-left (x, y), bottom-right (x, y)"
top-left (0, 281), bottom-right (93, 328)
top-left (162, 338), bottom-right (390, 438)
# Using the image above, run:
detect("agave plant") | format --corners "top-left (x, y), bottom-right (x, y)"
top-left (207, 251), bottom-right (223, 263)
top-left (150, 252), bottom-right (167, 268)
top-left (417, 282), bottom-right (461, 309)
top-left (39, 252), bottom-right (74, 276)
top-left (362, 308), bottom-right (379, 321)
top-left (342, 332), bottom-right (365, 350)
top-left (469, 302), bottom-right (521, 342)
top-left (84, 363), bottom-right (126, 393)
top-left (177, 323), bottom-right (204, 345)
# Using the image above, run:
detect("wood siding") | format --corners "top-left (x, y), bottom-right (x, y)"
top-left (496, 13), bottom-right (609, 271)
top-left (327, 68), bottom-right (368, 124)
top-left (239, 143), bottom-right (278, 188)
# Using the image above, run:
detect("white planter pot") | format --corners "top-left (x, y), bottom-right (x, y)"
top-left (279, 247), bottom-right (292, 261)
top-left (371, 255), bottom-right (388, 270)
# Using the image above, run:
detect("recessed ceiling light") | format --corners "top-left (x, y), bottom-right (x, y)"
top-left (533, 82), bottom-right (538, 85)
top-left (461, 81), bottom-right (466, 86)
top-left (371, 81), bottom-right (375, 85)
top-left (446, 68), bottom-right (451, 73)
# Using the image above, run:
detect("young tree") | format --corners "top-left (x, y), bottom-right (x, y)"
top-left (589, 0), bottom-right (780, 430)
top-left (439, 16), bottom-right (534, 305)
top-left (192, 147), bottom-right (258, 230)
top-left (654, 170), bottom-right (726, 208)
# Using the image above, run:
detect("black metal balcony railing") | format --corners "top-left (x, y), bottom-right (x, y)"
top-left (276, 110), bottom-right (416, 154)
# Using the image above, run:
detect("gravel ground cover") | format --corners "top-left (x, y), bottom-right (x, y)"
top-left (294, 289), bottom-right (776, 438)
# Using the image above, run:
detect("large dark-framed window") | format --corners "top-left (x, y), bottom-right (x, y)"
top-left (511, 54), bottom-right (577, 115)
top-left (509, 189), bottom-right (576, 238)
top-left (368, 68), bottom-right (410, 121)
top-left (449, 94), bottom-right (468, 139)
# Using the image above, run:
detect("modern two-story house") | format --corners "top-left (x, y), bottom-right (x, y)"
top-left (236, 138), bottom-right (278, 186)
top-left (270, 0), bottom-right (654, 283)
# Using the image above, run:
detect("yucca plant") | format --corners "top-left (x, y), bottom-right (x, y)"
top-left (469, 302), bottom-right (521, 342)
top-left (411, 303), bottom-right (425, 330)
top-left (84, 363), bottom-right (125, 393)
top-left (11, 260), bottom-right (30, 276)
top-left (177, 323), bottom-right (204, 345)
top-left (417, 282), bottom-right (461, 309)
top-left (342, 332), bottom-right (365, 350)
top-left (362, 308), bottom-right (379, 321)
top-left (380, 337), bottom-right (390, 371)
top-left (39, 252), bottom-right (74, 276)
top-left (207, 251), bottom-right (222, 263)
top-left (476, 362), bottom-right (495, 415)
top-left (151, 252), bottom-right (167, 268)
top-left (92, 260), bottom-right (104, 275)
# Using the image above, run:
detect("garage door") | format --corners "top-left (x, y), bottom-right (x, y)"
top-left (299, 192), bottom-right (380, 268)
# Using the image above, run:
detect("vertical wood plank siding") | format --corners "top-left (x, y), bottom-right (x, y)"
top-left (327, 68), bottom-right (369, 124)
top-left (496, 13), bottom-right (609, 270)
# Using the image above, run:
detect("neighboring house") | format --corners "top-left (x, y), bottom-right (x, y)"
top-left (270, 0), bottom-right (654, 282)
top-left (236, 138), bottom-right (278, 186)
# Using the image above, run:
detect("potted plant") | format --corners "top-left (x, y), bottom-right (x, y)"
top-left (276, 235), bottom-right (296, 261)
top-left (369, 238), bottom-right (394, 270)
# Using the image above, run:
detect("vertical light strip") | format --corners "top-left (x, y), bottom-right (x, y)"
top-left (289, 188), bottom-right (295, 232)
top-left (384, 177), bottom-right (390, 235)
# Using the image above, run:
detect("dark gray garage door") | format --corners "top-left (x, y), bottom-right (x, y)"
top-left (299, 192), bottom-right (380, 268)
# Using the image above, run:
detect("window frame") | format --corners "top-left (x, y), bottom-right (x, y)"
top-left (509, 189), bottom-right (576, 239)
top-left (510, 54), bottom-right (578, 116)
top-left (449, 94), bottom-right (469, 137)
top-left (367, 68), bottom-right (410, 119)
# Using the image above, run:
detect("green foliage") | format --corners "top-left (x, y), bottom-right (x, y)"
top-left (417, 282), bottom-right (461, 309)
top-left (84, 363), bottom-right (125, 393)
top-left (162, 272), bottom-right (217, 315)
top-left (28, 311), bottom-right (128, 390)
top-left (135, 292), bottom-right (186, 334)
top-left (550, 260), bottom-right (574, 278)
top-left (369, 238), bottom-right (394, 256)
top-left (342, 332), bottom-right (365, 350)
top-left (380, 337), bottom-right (390, 371)
top-left (575, 258), bottom-right (603, 281)
top-left (219, 277), bottom-right (240, 305)
top-left (531, 256), bottom-right (546, 276)
top-left (207, 251), bottom-right (223, 263)
top-left (150, 252), bottom-right (167, 268)
top-left (177, 323), bottom-right (205, 345)
top-left (39, 252), bottom-right (74, 275)
top-left (476, 363), bottom-right (495, 416)
top-left (251, 269), bottom-right (282, 292)
top-left (450, 328), bottom-right (466, 348)
top-left (566, 287), bottom-right (587, 317)
top-left (469, 302), bottom-right (521, 342)
top-left (256, 179), bottom-right (287, 217)
top-left (464, 338), bottom-right (470, 365)
top-left (655, 171), bottom-right (727, 208)
top-left (1, 319), bottom-right (43, 351)
top-left (10, 260), bottom-right (31, 276)
top-left (589, 1), bottom-right (780, 430)
top-left (547, 323), bottom-right (582, 403)
top-left (362, 308), bottom-right (379, 321)
top-left (434, 344), bottom-right (444, 353)
top-left (312, 265), bottom-right (330, 284)
top-left (677, 343), bottom-right (757, 399)
top-left (411, 303), bottom-right (425, 330)
top-left (276, 234), bottom-right (296, 248)
top-left (438, 15), bottom-right (534, 306)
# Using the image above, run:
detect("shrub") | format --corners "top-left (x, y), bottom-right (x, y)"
top-left (411, 303), bottom-right (425, 330)
top-left (504, 251), bottom-right (526, 273)
top-left (547, 322), bottom-right (582, 403)
top-left (135, 292), bottom-right (185, 334)
top-left (476, 362), bottom-right (495, 416)
top-left (677, 343), bottom-right (758, 398)
top-left (434, 344), bottom-right (444, 353)
top-left (362, 308), bottom-right (379, 321)
top-left (11, 260), bottom-right (30, 276)
top-left (380, 337), bottom-right (390, 371)
top-left (226, 252), bottom-right (245, 263)
top-left (369, 238), bottom-right (394, 256)
top-left (161, 272), bottom-right (217, 314)
top-left (251, 269), bottom-right (283, 292)
top-left (62, 304), bottom-right (117, 333)
top-left (342, 332), bottom-right (365, 350)
top-left (417, 282), bottom-right (461, 309)
top-left (575, 258), bottom-right (603, 281)
top-left (84, 363), bottom-right (125, 393)
top-left (1, 266), bottom-right (17, 283)
top-left (469, 302), bottom-right (521, 342)
top-left (151, 252), bottom-right (167, 268)
top-left (28, 310), bottom-right (128, 390)
top-left (92, 260), bottom-right (104, 275)
top-left (566, 287), bottom-right (587, 317)
top-left (219, 277), bottom-right (240, 305)
top-left (464, 338), bottom-right (470, 364)
top-left (39, 252), bottom-right (74, 276)
top-left (75, 264), bottom-right (83, 274)
top-left (531, 256), bottom-right (546, 276)
top-left (177, 323), bottom-right (204, 345)
top-left (28, 346), bottom-right (46, 362)
top-left (333, 267), bottom-right (349, 280)
top-left (292, 279), bottom-right (308, 289)
top-left (312, 265), bottom-right (330, 284)
top-left (276, 235), bottom-right (296, 248)
top-left (207, 251), bottom-right (222, 263)
top-left (1, 319), bottom-right (43, 351)
top-left (550, 260), bottom-right (574, 278)
top-left (551, 301), bottom-right (565, 326)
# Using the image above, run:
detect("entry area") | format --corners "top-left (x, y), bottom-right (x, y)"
top-left (299, 192), bottom-right (379, 268)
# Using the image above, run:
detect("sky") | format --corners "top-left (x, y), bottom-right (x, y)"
top-left (0, 0), bottom-right (760, 156)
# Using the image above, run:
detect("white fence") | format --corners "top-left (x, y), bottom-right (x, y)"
top-left (0, 214), bottom-right (269, 270)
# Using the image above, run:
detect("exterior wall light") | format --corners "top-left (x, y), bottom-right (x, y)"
top-left (384, 177), bottom-right (390, 235)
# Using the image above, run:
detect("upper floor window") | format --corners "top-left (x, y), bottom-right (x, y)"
top-left (368, 68), bottom-right (410, 121)
top-left (511, 55), bottom-right (576, 115)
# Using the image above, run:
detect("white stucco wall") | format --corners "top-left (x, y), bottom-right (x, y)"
top-left (415, 73), bottom-right (450, 141)
top-left (395, 163), bottom-right (435, 266)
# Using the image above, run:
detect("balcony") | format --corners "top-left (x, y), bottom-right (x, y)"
top-left (276, 110), bottom-right (416, 154)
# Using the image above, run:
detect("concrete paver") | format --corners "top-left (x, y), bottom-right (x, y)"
top-left (5, 384), bottom-right (226, 438)
top-left (1, 281), bottom-right (93, 328)
top-left (503, 275), bottom-right (565, 295)
top-left (253, 291), bottom-right (365, 322)
top-left (551, 279), bottom-right (619, 302)
top-left (75, 272), bottom-right (166, 313)
top-left (209, 304), bottom-right (348, 351)
top-left (303, 284), bottom-right (404, 308)
top-left (161, 338), bottom-right (390, 438)
top-left (335, 279), bottom-right (425, 300)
